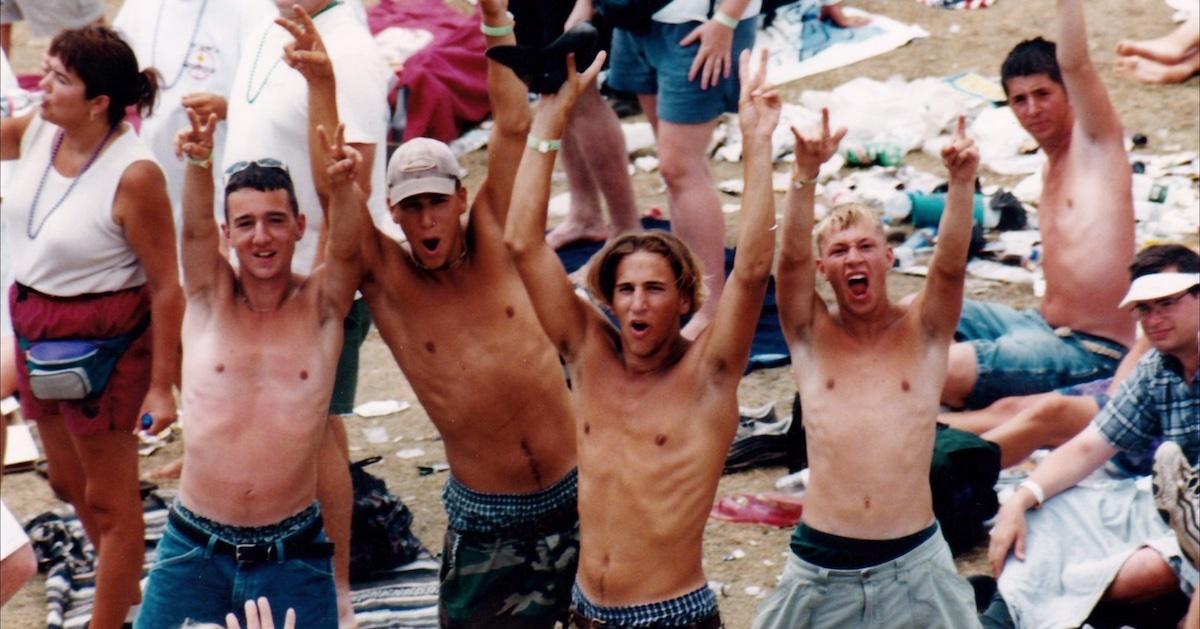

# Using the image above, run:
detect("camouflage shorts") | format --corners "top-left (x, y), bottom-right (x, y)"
top-left (438, 507), bottom-right (580, 628)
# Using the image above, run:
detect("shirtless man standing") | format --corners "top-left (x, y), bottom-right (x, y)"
top-left (330, 1), bottom-right (581, 625)
top-left (505, 50), bottom-right (777, 627)
top-left (942, 0), bottom-right (1135, 410)
top-left (754, 115), bottom-right (980, 628)
top-left (135, 17), bottom-right (363, 625)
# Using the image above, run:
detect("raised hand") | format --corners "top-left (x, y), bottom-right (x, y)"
top-left (479, 0), bottom-right (510, 23)
top-left (532, 51), bottom-right (607, 137)
top-left (278, 5), bottom-right (333, 83)
top-left (941, 115), bottom-right (979, 183)
top-left (791, 107), bottom-right (847, 178)
top-left (317, 122), bottom-right (362, 187)
top-left (174, 107), bottom-right (218, 164)
top-left (737, 48), bottom-right (781, 140)
top-left (180, 91), bottom-right (227, 123)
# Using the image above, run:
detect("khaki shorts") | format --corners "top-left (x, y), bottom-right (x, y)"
top-left (753, 527), bottom-right (980, 629)
top-left (0, 0), bottom-right (104, 37)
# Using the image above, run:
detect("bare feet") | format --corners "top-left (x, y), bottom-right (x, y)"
top-left (546, 216), bottom-right (608, 249)
top-left (146, 457), bottom-right (183, 480)
top-left (824, 4), bottom-right (871, 29)
top-left (1115, 14), bottom-right (1200, 64)
top-left (1115, 51), bottom-right (1200, 84)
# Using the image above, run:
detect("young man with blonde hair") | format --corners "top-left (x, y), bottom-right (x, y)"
top-left (755, 113), bottom-right (981, 628)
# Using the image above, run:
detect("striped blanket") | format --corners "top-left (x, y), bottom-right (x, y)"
top-left (24, 491), bottom-right (440, 629)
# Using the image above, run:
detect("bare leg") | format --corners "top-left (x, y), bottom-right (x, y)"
top-left (548, 84), bottom-right (638, 249)
top-left (318, 415), bottom-right (356, 629)
top-left (941, 341), bottom-right (980, 408)
top-left (939, 394), bottom-right (1046, 435)
top-left (981, 395), bottom-right (1099, 468)
top-left (1104, 547), bottom-right (1180, 603)
top-left (1115, 49), bottom-right (1200, 84)
top-left (1182, 588), bottom-right (1199, 629)
top-left (654, 117), bottom-right (724, 339)
top-left (0, 536), bottom-right (36, 604)
top-left (71, 429), bottom-right (144, 628)
top-left (38, 415), bottom-right (101, 547)
top-left (1, 335), bottom-right (15, 399)
top-left (1115, 14), bottom-right (1200, 64)
top-left (0, 24), bottom-right (11, 59)
top-left (145, 456), bottom-right (183, 480)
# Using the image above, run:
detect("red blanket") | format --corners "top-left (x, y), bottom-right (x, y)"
top-left (368, 0), bottom-right (490, 143)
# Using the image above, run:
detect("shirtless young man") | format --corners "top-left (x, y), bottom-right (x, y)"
top-left (135, 16), bottom-right (364, 625)
top-left (505, 50), bottom-right (778, 627)
top-left (941, 0), bottom-right (1136, 410)
top-left (329, 2), bottom-right (580, 625)
top-left (753, 115), bottom-right (981, 629)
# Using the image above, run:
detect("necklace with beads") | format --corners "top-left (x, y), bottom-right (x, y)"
top-left (150, 0), bottom-right (210, 90)
top-left (26, 125), bottom-right (119, 240)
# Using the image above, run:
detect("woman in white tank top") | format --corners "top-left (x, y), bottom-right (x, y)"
top-left (0, 26), bottom-right (182, 627)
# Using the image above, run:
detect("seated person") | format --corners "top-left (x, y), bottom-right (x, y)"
top-left (987, 251), bottom-right (1199, 629)
top-left (1116, 12), bottom-right (1200, 84)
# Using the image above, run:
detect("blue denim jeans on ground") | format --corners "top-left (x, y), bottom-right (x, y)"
top-left (956, 299), bottom-right (1125, 409)
top-left (135, 519), bottom-right (338, 628)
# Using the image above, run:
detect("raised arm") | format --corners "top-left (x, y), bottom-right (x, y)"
top-left (1056, 0), bottom-right (1123, 143)
top-left (917, 116), bottom-right (977, 337)
top-left (175, 109), bottom-right (228, 298)
top-left (474, 0), bottom-right (532, 228)
top-left (776, 108), bottom-right (844, 343)
top-left (504, 54), bottom-right (605, 360)
top-left (702, 50), bottom-right (778, 371)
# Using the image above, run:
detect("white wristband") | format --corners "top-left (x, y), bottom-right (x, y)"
top-left (712, 10), bottom-right (739, 29)
top-left (1020, 480), bottom-right (1045, 507)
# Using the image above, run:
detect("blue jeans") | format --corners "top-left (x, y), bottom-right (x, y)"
top-left (136, 505), bottom-right (338, 628)
top-left (608, 18), bottom-right (757, 124)
top-left (957, 300), bottom-right (1126, 409)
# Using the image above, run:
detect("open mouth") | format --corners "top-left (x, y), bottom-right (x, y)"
top-left (629, 320), bottom-right (649, 333)
top-left (421, 238), bottom-right (441, 254)
top-left (253, 251), bottom-right (276, 260)
top-left (847, 274), bottom-right (869, 298)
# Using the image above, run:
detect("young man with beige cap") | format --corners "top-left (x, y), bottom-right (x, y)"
top-left (335, 1), bottom-right (586, 624)
top-left (987, 244), bottom-right (1198, 629)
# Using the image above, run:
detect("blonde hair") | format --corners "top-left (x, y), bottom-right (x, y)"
top-left (586, 230), bottom-right (707, 316)
top-left (814, 203), bottom-right (886, 254)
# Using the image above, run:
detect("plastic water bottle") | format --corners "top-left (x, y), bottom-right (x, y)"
top-left (0, 91), bottom-right (43, 118)
top-left (893, 228), bottom-right (936, 268)
top-left (842, 141), bottom-right (904, 167)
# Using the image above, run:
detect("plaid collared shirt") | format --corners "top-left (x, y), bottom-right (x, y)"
top-left (1093, 350), bottom-right (1199, 466)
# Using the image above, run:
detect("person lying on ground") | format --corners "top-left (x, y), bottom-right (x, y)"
top-left (136, 9), bottom-right (363, 626)
top-left (753, 113), bottom-right (980, 629)
top-left (1115, 12), bottom-right (1200, 84)
top-left (328, 0), bottom-right (585, 624)
top-left (941, 0), bottom-right (1135, 410)
top-left (506, 49), bottom-right (777, 628)
top-left (988, 250), bottom-right (1199, 629)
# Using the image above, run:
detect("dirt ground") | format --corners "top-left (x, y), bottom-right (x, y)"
top-left (2, 0), bottom-right (1197, 626)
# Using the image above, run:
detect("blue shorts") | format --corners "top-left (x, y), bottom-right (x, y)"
top-left (136, 502), bottom-right (338, 628)
top-left (957, 299), bottom-right (1127, 409)
top-left (608, 18), bottom-right (757, 124)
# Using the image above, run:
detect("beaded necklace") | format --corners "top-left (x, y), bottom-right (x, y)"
top-left (150, 0), bottom-right (210, 90)
top-left (245, 1), bottom-right (342, 104)
top-left (26, 125), bottom-right (119, 240)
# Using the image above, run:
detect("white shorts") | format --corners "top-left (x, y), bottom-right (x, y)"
top-left (0, 0), bottom-right (104, 37)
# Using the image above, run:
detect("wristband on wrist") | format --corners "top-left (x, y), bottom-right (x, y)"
top-left (712, 10), bottom-right (739, 29)
top-left (188, 154), bottom-right (213, 169)
top-left (481, 11), bottom-right (515, 37)
top-left (527, 135), bottom-right (561, 154)
top-left (792, 176), bottom-right (818, 189)
top-left (1019, 480), bottom-right (1045, 508)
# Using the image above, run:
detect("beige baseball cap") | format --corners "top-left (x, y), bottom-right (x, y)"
top-left (386, 137), bottom-right (465, 206)
top-left (1118, 272), bottom-right (1200, 309)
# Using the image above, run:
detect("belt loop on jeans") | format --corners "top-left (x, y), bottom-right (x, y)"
top-left (204, 534), bottom-right (219, 560)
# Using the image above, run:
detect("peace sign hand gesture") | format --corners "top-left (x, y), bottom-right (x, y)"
top-left (737, 49), bottom-right (782, 141)
top-left (278, 4), bottom-right (333, 83)
top-left (317, 122), bottom-right (362, 187)
top-left (174, 106), bottom-right (218, 166)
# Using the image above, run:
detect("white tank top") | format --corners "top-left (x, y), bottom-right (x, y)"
top-left (2, 115), bottom-right (160, 296)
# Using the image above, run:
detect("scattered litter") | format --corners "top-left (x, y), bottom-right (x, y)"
top-left (633, 155), bottom-right (659, 173)
top-left (548, 192), bottom-right (571, 218)
top-left (763, 559), bottom-right (776, 567)
top-left (418, 463), bottom-right (450, 476)
top-left (708, 581), bottom-right (730, 597)
top-left (448, 122), bottom-right (490, 158)
top-left (395, 448), bottom-right (426, 459)
top-left (711, 493), bottom-right (804, 527)
top-left (775, 468), bottom-right (810, 492)
top-left (621, 121), bottom-right (656, 154)
top-left (723, 548), bottom-right (746, 561)
top-left (363, 425), bottom-right (390, 444)
top-left (354, 399), bottom-right (411, 418)
top-left (744, 585), bottom-right (765, 598)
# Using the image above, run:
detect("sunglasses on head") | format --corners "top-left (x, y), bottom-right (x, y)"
top-left (224, 158), bottom-right (290, 184)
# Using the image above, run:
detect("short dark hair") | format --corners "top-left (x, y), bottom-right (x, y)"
top-left (1001, 37), bottom-right (1062, 96)
top-left (49, 25), bottom-right (159, 127)
top-left (586, 230), bottom-right (706, 317)
top-left (1129, 244), bottom-right (1200, 279)
top-left (223, 163), bottom-right (300, 221)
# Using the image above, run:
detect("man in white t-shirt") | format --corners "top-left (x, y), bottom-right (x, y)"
top-left (115, 0), bottom-right (275, 223)
top-left (222, 2), bottom-right (390, 625)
